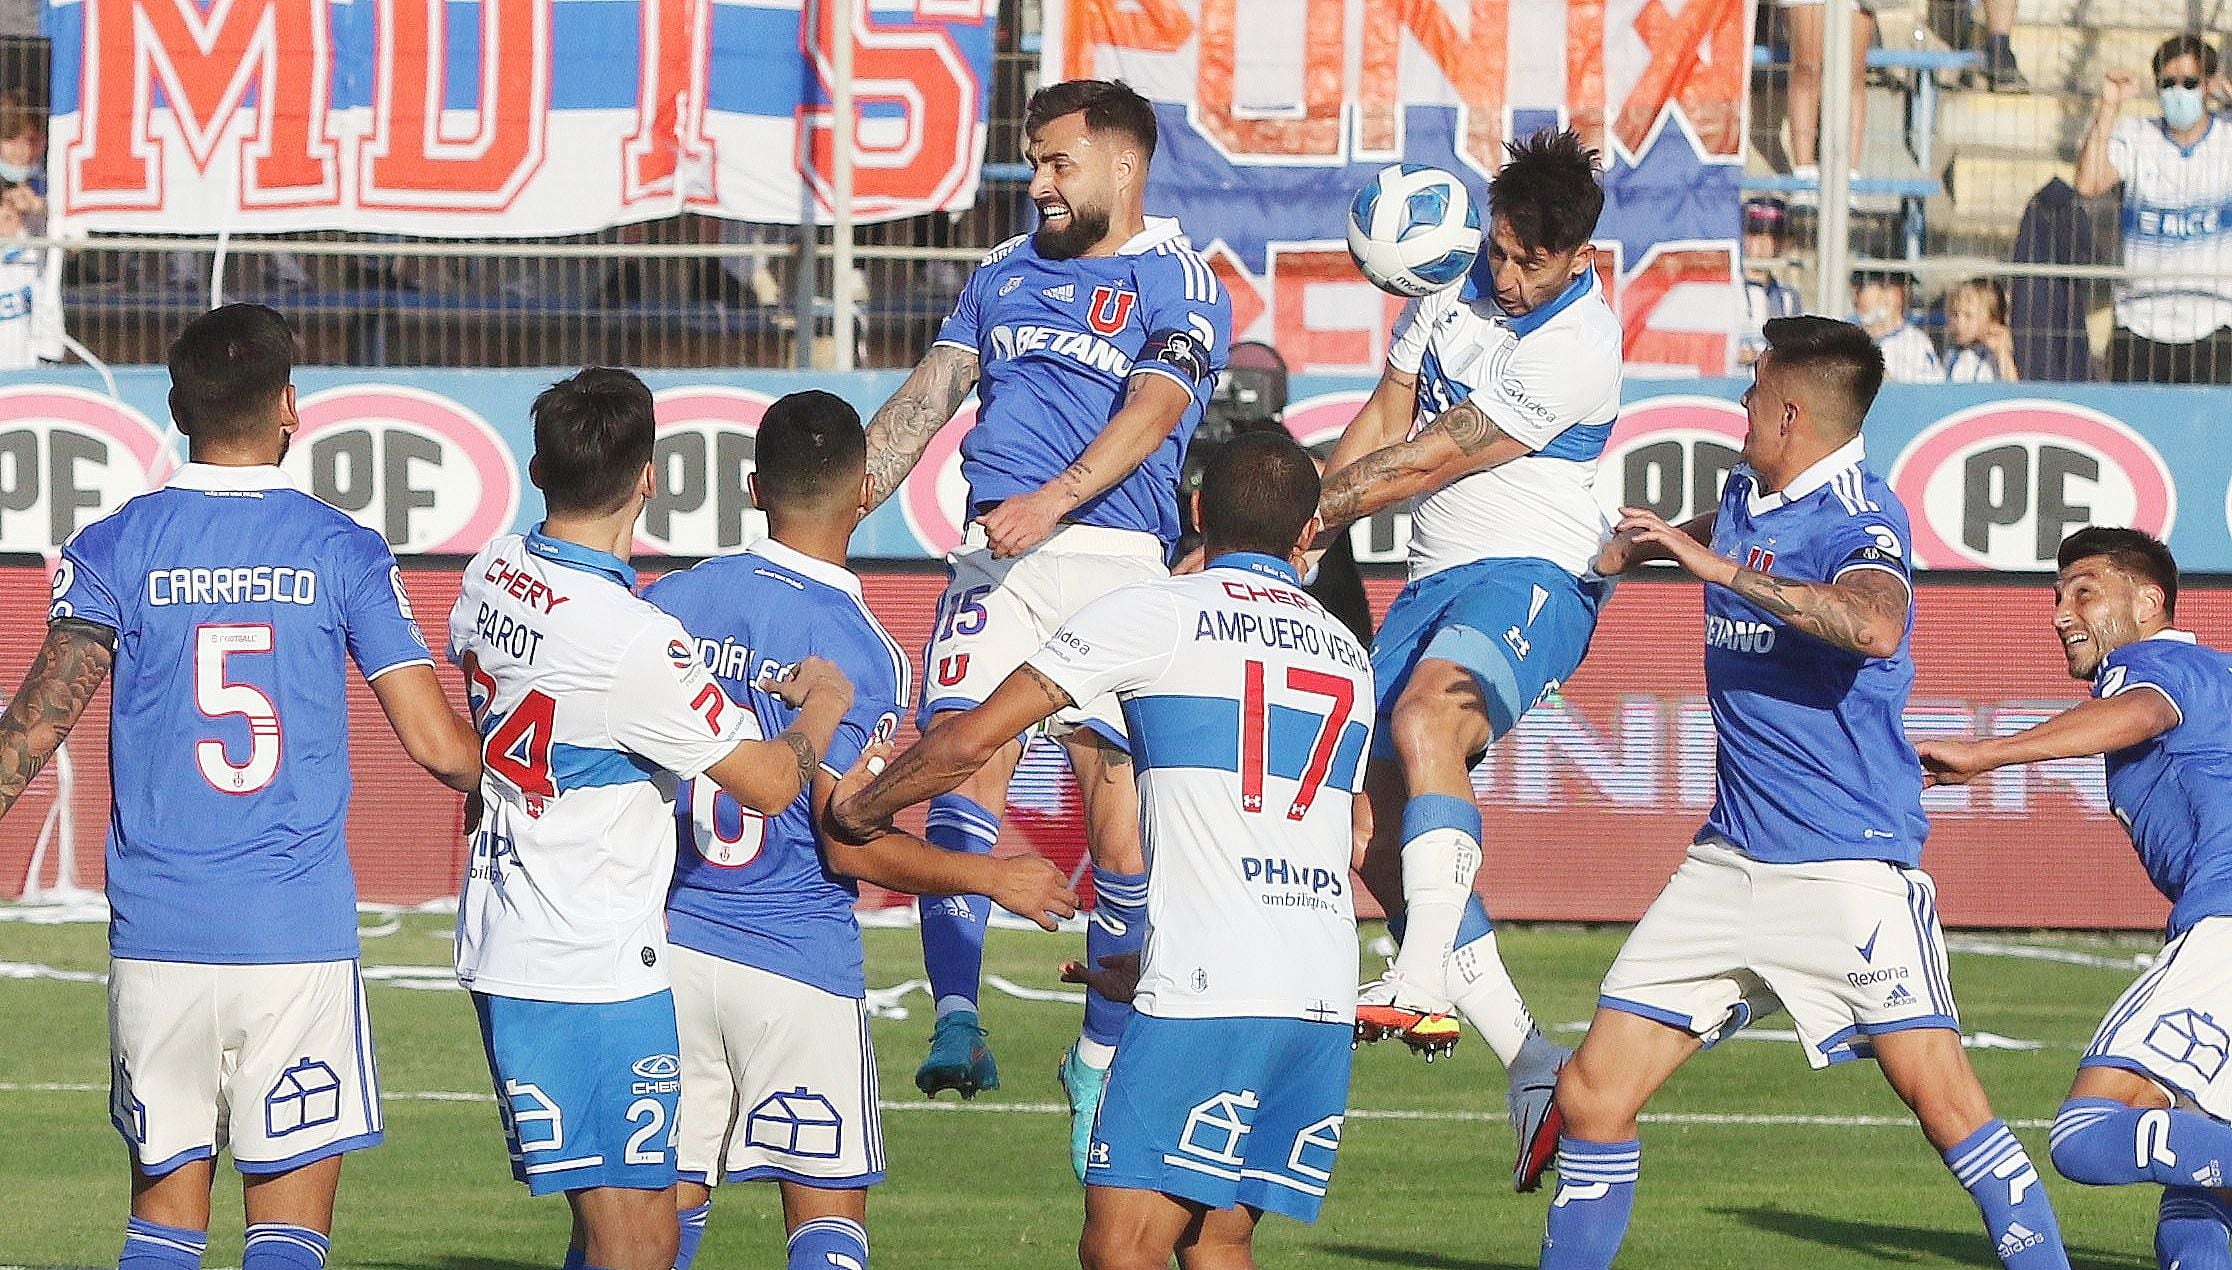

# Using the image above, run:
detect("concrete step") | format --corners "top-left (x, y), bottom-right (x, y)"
top-left (1943, 149), bottom-right (2076, 225)
top-left (1936, 85), bottom-right (2095, 158)
top-left (2005, 24), bottom-right (2197, 97)
top-left (2003, 0), bottom-right (2202, 30)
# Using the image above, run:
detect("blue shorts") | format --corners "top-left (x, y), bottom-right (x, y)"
top-left (1370, 557), bottom-right (1608, 756)
top-left (474, 990), bottom-right (682, 1196)
top-left (1085, 1014), bottom-right (1351, 1223)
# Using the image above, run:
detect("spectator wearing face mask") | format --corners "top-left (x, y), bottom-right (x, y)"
top-left (1739, 197), bottom-right (1802, 367)
top-left (2075, 34), bottom-right (2232, 384)
top-left (1943, 277), bottom-right (2019, 382)
top-left (1852, 268), bottom-right (1942, 382)
top-left (0, 94), bottom-right (60, 371)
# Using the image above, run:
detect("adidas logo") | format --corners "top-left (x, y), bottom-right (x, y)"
top-left (1043, 282), bottom-right (1076, 301)
top-left (1997, 1223), bottom-right (2042, 1256)
top-left (1886, 983), bottom-right (1916, 1006)
top-left (2195, 1162), bottom-right (2224, 1187)
top-left (998, 276), bottom-right (1022, 296)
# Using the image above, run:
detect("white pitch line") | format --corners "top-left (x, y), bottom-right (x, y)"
top-left (0, 1082), bottom-right (2052, 1130)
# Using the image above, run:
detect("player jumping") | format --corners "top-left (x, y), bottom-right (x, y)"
top-left (0, 304), bottom-right (483, 1270)
top-left (646, 389), bottom-right (1079, 1270)
top-left (1555, 316), bottom-right (2070, 1269)
top-left (831, 430), bottom-right (1369, 1270)
top-left (449, 368), bottom-right (854, 1270)
top-left (1309, 129), bottom-right (1617, 1187)
top-left (860, 78), bottom-right (1231, 1172)
top-left (1917, 527), bottom-right (2232, 1267)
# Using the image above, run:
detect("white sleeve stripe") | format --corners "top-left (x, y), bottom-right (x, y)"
top-left (2111, 679), bottom-right (2185, 727)
top-left (363, 657), bottom-right (435, 683)
top-left (1831, 559), bottom-right (1913, 600)
top-left (1129, 361), bottom-right (1199, 392)
top-left (931, 337), bottom-right (976, 354)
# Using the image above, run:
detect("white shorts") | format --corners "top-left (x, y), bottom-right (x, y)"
top-left (109, 958), bottom-right (382, 1175)
top-left (1599, 841), bottom-right (1959, 1068)
top-left (2083, 916), bottom-right (2232, 1121)
top-left (918, 521), bottom-right (1167, 743)
top-left (671, 946), bottom-right (884, 1187)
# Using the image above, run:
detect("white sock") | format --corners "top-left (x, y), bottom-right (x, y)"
top-left (934, 995), bottom-right (977, 1019)
top-left (1074, 1037), bottom-right (1115, 1069)
top-left (1448, 930), bottom-right (1538, 1066)
top-left (1391, 826), bottom-right (1482, 1002)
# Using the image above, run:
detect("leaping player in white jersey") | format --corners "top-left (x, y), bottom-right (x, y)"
top-left (860, 78), bottom-right (1231, 1176)
top-left (831, 431), bottom-right (1370, 1270)
top-left (448, 369), bottom-right (856, 1270)
top-left (1309, 129), bottom-right (1620, 1189)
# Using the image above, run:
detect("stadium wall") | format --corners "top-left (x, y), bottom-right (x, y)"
top-left (0, 561), bottom-right (2183, 932)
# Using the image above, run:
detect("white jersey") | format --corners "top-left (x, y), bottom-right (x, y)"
top-left (1387, 269), bottom-right (1621, 581)
top-left (1875, 323), bottom-right (1943, 383)
top-left (1027, 556), bottom-right (1371, 1023)
top-left (448, 531), bottom-right (751, 1004)
top-left (2109, 114), bottom-right (2232, 343)
top-left (0, 242), bottom-right (61, 372)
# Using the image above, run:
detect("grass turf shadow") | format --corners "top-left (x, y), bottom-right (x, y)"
top-left (1720, 1205), bottom-right (2156, 1268)
top-left (1318, 1243), bottom-right (1538, 1270)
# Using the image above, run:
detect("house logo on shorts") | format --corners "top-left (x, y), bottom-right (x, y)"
top-left (1170, 1089), bottom-right (1260, 1169)
top-left (266, 1057), bottom-right (343, 1137)
top-left (2144, 1009), bottom-right (2232, 1081)
top-left (746, 1087), bottom-right (844, 1159)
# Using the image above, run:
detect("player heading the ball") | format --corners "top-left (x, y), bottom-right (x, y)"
top-left (0, 303), bottom-right (483, 1270)
top-left (448, 368), bottom-right (854, 1270)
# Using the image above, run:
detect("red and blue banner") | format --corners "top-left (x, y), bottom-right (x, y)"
top-left (41, 0), bottom-right (997, 234)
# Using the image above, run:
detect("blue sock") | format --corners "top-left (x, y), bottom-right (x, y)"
top-left (1944, 1120), bottom-right (2069, 1267)
top-left (2158, 1188), bottom-right (2232, 1269)
top-left (673, 1200), bottom-right (710, 1270)
top-left (242, 1224), bottom-right (329, 1270)
top-left (1083, 867), bottom-right (1148, 1051)
top-left (1384, 894), bottom-right (1490, 948)
top-left (119, 1217), bottom-right (206, 1270)
top-left (788, 1215), bottom-right (869, 1270)
top-left (920, 793), bottom-right (999, 1015)
top-left (2052, 1097), bottom-right (2232, 1188)
top-left (1540, 1137), bottom-right (1639, 1269)
top-left (561, 1246), bottom-right (586, 1270)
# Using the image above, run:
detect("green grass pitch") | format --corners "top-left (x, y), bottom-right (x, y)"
top-left (0, 916), bottom-right (2173, 1268)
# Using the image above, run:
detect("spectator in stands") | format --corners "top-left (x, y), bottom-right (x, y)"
top-left (0, 94), bottom-right (60, 370)
top-left (2076, 34), bottom-right (2232, 384)
top-left (1942, 277), bottom-right (2019, 381)
top-left (1974, 0), bottom-right (2028, 91)
top-left (1781, 0), bottom-right (1875, 200)
top-left (1740, 196), bottom-right (1802, 366)
top-left (1853, 268), bottom-right (1942, 381)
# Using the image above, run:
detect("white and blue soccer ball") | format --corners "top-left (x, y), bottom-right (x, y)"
top-left (1345, 164), bottom-right (1481, 298)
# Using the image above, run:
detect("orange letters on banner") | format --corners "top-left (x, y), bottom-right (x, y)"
top-left (69, 0), bottom-right (334, 210)
top-left (624, 0), bottom-right (718, 204)
top-left (1359, 0), bottom-right (1509, 173)
top-left (1618, 0), bottom-right (1746, 157)
top-left (1206, 246), bottom-right (1268, 342)
top-left (1272, 248), bottom-right (1405, 371)
top-left (1565, 0), bottom-right (1607, 156)
top-left (1619, 246), bottom-right (1735, 371)
top-left (1194, 0), bottom-right (1345, 158)
top-left (802, 1), bottom-right (981, 213)
top-left (363, 0), bottom-right (549, 211)
top-left (1059, 0), bottom-right (1191, 80)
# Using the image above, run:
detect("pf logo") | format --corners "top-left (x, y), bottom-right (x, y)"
top-left (0, 387), bottom-right (173, 551)
top-left (898, 400), bottom-right (982, 558)
top-left (285, 386), bottom-right (520, 553)
top-left (1594, 395), bottom-right (1749, 524)
top-left (638, 388), bottom-right (775, 557)
top-left (1283, 391), bottom-right (1407, 564)
top-left (1887, 402), bottom-right (2174, 570)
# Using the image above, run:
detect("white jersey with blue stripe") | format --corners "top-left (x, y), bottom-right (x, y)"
top-left (1386, 268), bottom-right (1622, 580)
top-left (647, 539), bottom-right (909, 1000)
top-left (1026, 555), bottom-right (1372, 1023)
top-left (448, 530), bottom-right (752, 1004)
top-left (2108, 115), bottom-right (2232, 343)
top-left (51, 464), bottom-right (432, 964)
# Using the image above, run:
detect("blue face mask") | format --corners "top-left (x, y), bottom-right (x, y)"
top-left (0, 159), bottom-right (28, 185)
top-left (2164, 85), bottom-right (2207, 131)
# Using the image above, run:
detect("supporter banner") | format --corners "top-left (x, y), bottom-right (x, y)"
top-left (1039, 0), bottom-right (1752, 376)
top-left (42, 0), bottom-right (995, 234)
top-left (0, 367), bottom-right (2217, 574)
top-left (0, 566), bottom-right (2177, 930)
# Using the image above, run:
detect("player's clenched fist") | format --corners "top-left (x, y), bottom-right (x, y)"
top-left (760, 654), bottom-right (854, 712)
top-left (1913, 738), bottom-right (1990, 787)
top-left (988, 855), bottom-right (1080, 931)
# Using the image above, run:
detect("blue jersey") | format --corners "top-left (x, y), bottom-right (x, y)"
top-left (1698, 441), bottom-right (1929, 865)
top-left (2093, 632), bottom-right (2232, 937)
top-left (934, 217), bottom-right (1231, 547)
top-left (647, 540), bottom-right (909, 999)
top-left (50, 464), bottom-right (432, 963)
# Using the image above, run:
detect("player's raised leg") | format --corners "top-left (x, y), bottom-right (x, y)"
top-left (914, 723), bottom-right (1022, 1099)
top-left (1058, 727), bottom-right (1149, 1180)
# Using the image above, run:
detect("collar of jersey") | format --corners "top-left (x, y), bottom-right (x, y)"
top-left (1209, 552), bottom-right (1301, 585)
top-left (2141, 629), bottom-right (2199, 645)
top-left (1470, 267), bottom-right (1594, 338)
top-left (746, 536), bottom-right (860, 597)
top-left (1111, 216), bottom-right (1185, 256)
top-left (2160, 114), bottom-right (2216, 158)
top-left (524, 525), bottom-right (636, 589)
top-left (165, 462), bottom-right (296, 492)
top-left (1742, 434), bottom-right (1866, 516)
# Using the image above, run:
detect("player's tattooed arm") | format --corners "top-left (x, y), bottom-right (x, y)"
top-left (1316, 399), bottom-right (1530, 533)
top-left (708, 655), bottom-right (854, 814)
top-left (981, 374), bottom-right (1195, 558)
top-left (1917, 689), bottom-right (2178, 787)
top-left (827, 663), bottom-right (1071, 843)
top-left (1724, 566), bottom-right (1909, 659)
top-left (816, 765), bottom-right (1080, 930)
top-left (0, 619), bottom-right (115, 820)
top-left (864, 344), bottom-right (979, 512)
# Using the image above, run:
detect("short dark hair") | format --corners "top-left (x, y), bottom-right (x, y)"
top-left (1024, 79), bottom-right (1157, 162)
top-left (1761, 315), bottom-right (1885, 427)
top-left (754, 389), bottom-right (865, 511)
top-left (1488, 128), bottom-right (1604, 254)
top-left (167, 303), bottom-right (294, 443)
top-left (531, 367), bottom-right (657, 516)
top-left (2058, 526), bottom-right (2179, 619)
top-left (2155, 33), bottom-right (2218, 77)
top-left (1199, 429), bottom-right (1320, 559)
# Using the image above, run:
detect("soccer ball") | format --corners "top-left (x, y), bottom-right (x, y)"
top-left (1345, 164), bottom-right (1482, 298)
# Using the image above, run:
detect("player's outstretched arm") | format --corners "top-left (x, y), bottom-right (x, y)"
top-left (369, 664), bottom-right (483, 793)
top-left (1917, 691), bottom-right (2180, 787)
top-left (826, 664), bottom-right (1072, 842)
top-left (0, 619), bottom-right (112, 819)
top-left (1614, 506), bottom-right (1907, 658)
top-left (979, 373), bottom-right (1196, 558)
top-left (705, 655), bottom-right (856, 815)
top-left (864, 344), bottom-right (979, 512)
top-left (1319, 363), bottom-right (1421, 478)
top-left (1316, 397), bottom-right (1532, 534)
top-left (1594, 507), bottom-right (1717, 576)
